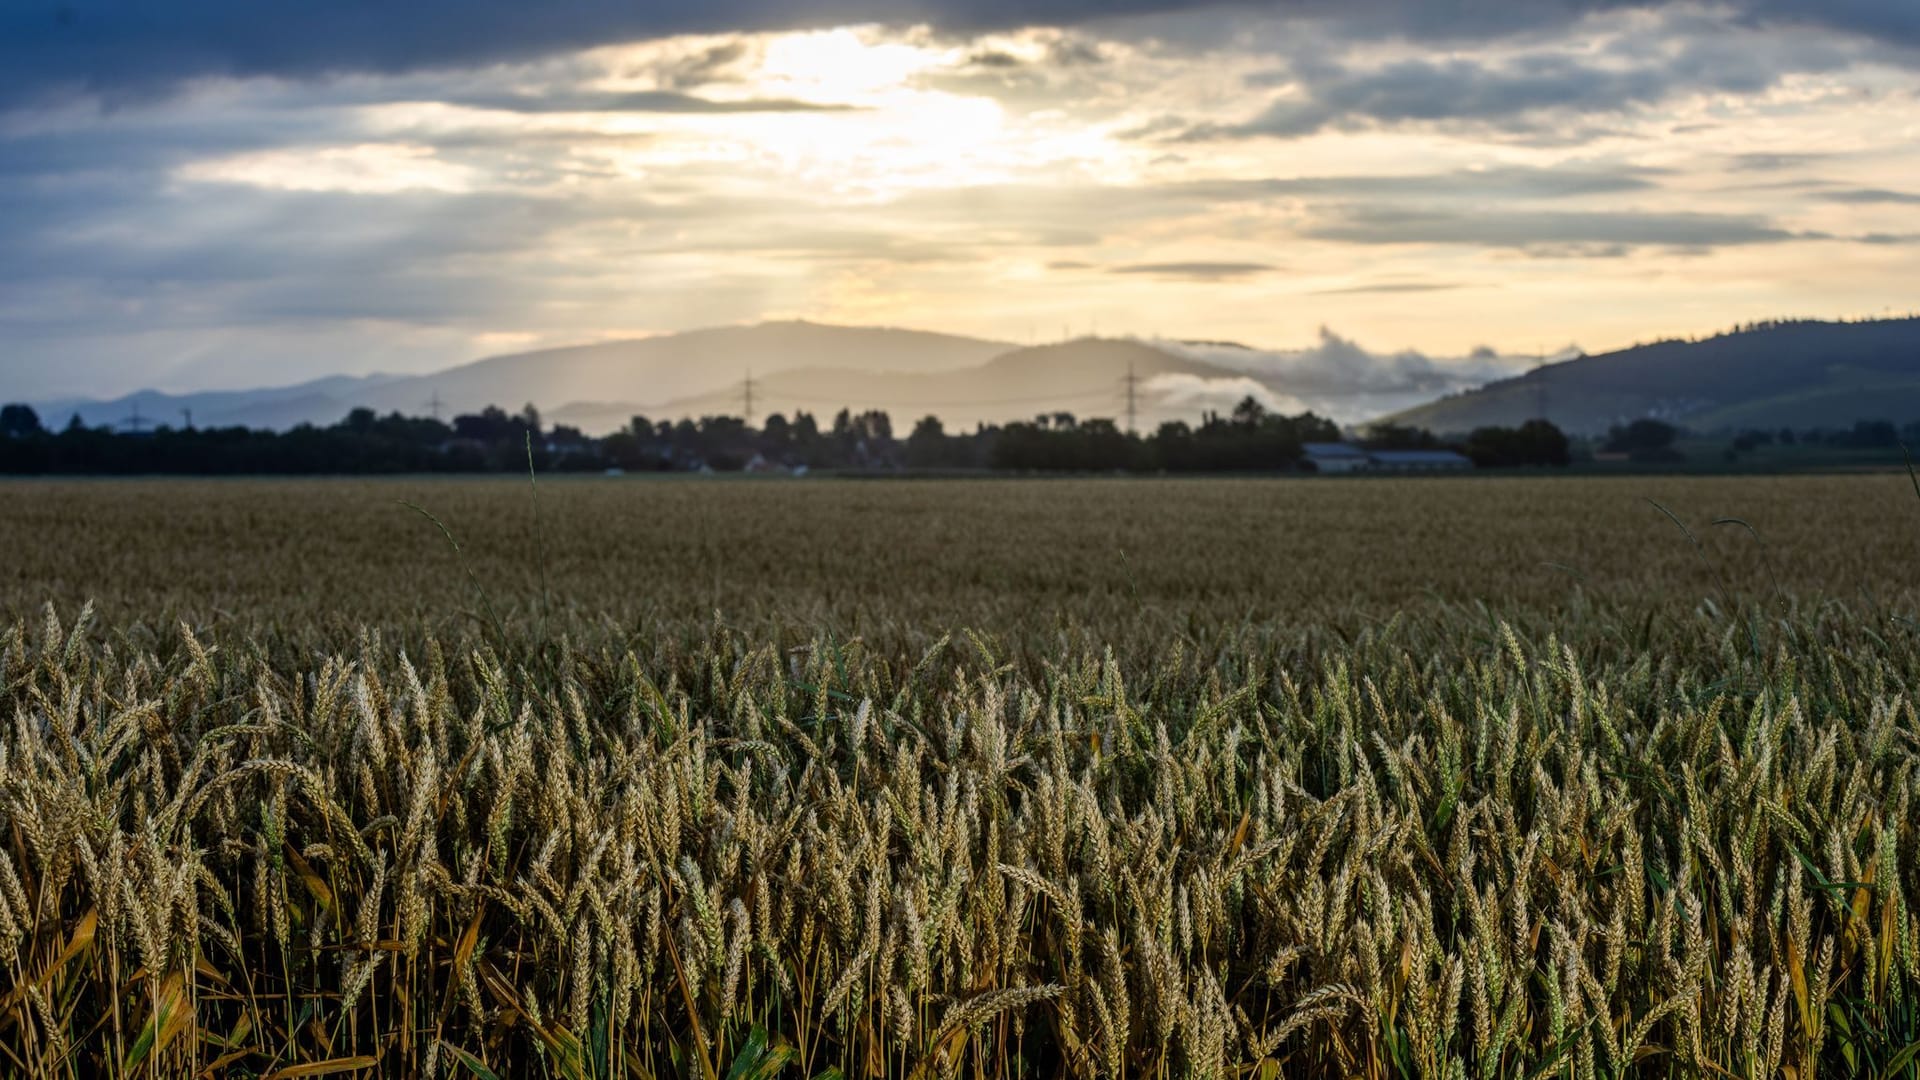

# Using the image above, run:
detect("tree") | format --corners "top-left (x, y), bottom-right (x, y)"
top-left (0, 404), bottom-right (43, 439)
top-left (1363, 422), bottom-right (1438, 450)
top-left (1465, 419), bottom-right (1570, 468)
top-left (762, 413), bottom-right (791, 446)
top-left (1604, 419), bottom-right (1679, 456)
top-left (1848, 419), bottom-right (1897, 448)
top-left (906, 415), bottom-right (951, 468)
top-left (1515, 419), bottom-right (1571, 466)
top-left (1603, 419), bottom-right (1682, 462)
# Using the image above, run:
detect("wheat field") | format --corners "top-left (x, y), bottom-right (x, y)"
top-left (2, 475), bottom-right (1917, 1078)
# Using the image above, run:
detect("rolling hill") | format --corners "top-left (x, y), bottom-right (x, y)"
top-left (37, 325), bottom-right (1255, 435)
top-left (1382, 317), bottom-right (1920, 435)
top-left (555, 338), bottom-right (1243, 433)
top-left (39, 322), bottom-right (1015, 432)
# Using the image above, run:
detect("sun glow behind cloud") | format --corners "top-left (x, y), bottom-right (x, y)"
top-left (758, 28), bottom-right (946, 97)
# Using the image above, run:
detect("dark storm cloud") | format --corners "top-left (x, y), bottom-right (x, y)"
top-left (1742, 0), bottom-right (1920, 45)
top-left (4, 0), bottom-right (1916, 108)
top-left (0, 0), bottom-right (1180, 106)
top-left (1167, 25), bottom-right (1857, 142)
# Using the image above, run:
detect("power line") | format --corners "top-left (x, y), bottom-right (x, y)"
top-left (762, 386), bottom-right (1120, 410)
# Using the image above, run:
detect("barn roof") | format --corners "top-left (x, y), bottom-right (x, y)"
top-left (1369, 449), bottom-right (1472, 465)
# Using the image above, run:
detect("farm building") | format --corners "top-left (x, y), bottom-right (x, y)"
top-left (1303, 443), bottom-right (1475, 473)
top-left (1368, 449), bottom-right (1472, 472)
top-left (1302, 442), bottom-right (1371, 473)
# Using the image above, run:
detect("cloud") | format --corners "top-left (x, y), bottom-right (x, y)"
top-left (1143, 373), bottom-right (1311, 416)
top-left (1110, 261), bottom-right (1277, 280)
top-left (1169, 164), bottom-right (1664, 200)
top-left (1177, 30), bottom-right (1861, 143)
top-left (1311, 281), bottom-right (1473, 294)
top-left (1727, 152), bottom-right (1834, 172)
top-left (1223, 57), bottom-right (1677, 140)
top-left (651, 40), bottom-right (753, 88)
top-left (7, 0), bottom-right (1916, 109)
top-left (0, 0), bottom-right (1176, 107)
top-left (1300, 206), bottom-right (1807, 253)
top-left (452, 89), bottom-right (858, 113)
top-left (1820, 187), bottom-right (1920, 204)
top-left (1165, 328), bottom-right (1528, 392)
top-left (177, 143), bottom-right (479, 193)
top-left (876, 165), bottom-right (1669, 252)
top-left (1147, 328), bottom-right (1537, 421)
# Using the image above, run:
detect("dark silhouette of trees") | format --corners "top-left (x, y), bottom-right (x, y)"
top-left (0, 399), bottom-right (1582, 476)
top-left (1362, 422), bottom-right (1441, 451)
top-left (906, 415), bottom-right (964, 469)
top-left (1603, 419), bottom-right (1682, 462)
top-left (1, 404), bottom-right (44, 439)
top-left (1464, 420), bottom-right (1571, 467)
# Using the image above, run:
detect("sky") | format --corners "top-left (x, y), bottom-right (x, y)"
top-left (3, 0), bottom-right (1919, 401)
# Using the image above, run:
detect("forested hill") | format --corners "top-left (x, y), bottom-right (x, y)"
top-left (1384, 316), bottom-right (1920, 435)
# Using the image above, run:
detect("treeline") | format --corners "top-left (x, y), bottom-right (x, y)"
top-left (1593, 417), bottom-right (1920, 464)
top-left (0, 398), bottom-right (1570, 474)
top-left (1727, 419), bottom-right (1920, 451)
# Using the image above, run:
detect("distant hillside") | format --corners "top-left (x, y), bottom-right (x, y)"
top-left (37, 374), bottom-right (403, 433)
top-left (555, 338), bottom-right (1242, 433)
top-left (1382, 317), bottom-right (1920, 435)
top-left (39, 322), bottom-right (1014, 432)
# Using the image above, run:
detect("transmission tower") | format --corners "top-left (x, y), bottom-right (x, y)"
top-left (742, 368), bottom-right (757, 424)
top-left (1533, 346), bottom-right (1548, 421)
top-left (1122, 360), bottom-right (1140, 435)
top-left (423, 391), bottom-right (444, 422)
top-left (120, 399), bottom-right (148, 435)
